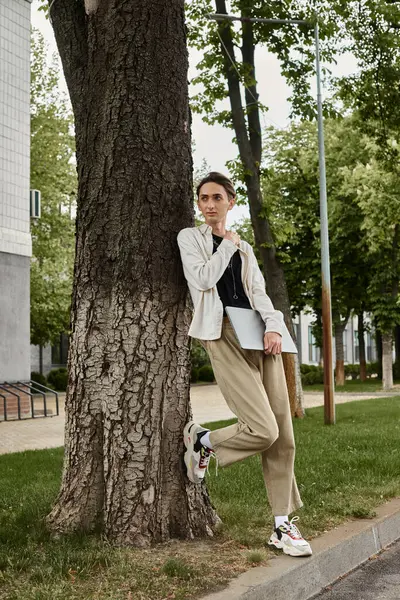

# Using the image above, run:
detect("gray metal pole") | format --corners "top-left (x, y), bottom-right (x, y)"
top-left (314, 22), bottom-right (335, 424)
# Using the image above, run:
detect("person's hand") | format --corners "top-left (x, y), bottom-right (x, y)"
top-left (264, 332), bottom-right (282, 355)
top-left (224, 230), bottom-right (241, 246)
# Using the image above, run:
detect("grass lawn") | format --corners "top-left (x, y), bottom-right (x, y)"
top-left (0, 398), bottom-right (399, 600)
top-left (303, 379), bottom-right (400, 393)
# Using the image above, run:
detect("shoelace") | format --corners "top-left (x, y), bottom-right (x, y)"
top-left (199, 447), bottom-right (212, 468)
top-left (199, 448), bottom-right (219, 477)
top-left (286, 516), bottom-right (303, 539)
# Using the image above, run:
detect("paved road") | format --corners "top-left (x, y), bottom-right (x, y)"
top-left (0, 384), bottom-right (399, 455)
top-left (314, 541), bottom-right (400, 600)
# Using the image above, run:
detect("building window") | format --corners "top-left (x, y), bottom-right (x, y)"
top-left (51, 333), bottom-right (69, 366)
top-left (308, 326), bottom-right (320, 363)
top-left (343, 328), bottom-right (348, 363)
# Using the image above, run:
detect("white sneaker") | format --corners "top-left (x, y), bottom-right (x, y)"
top-left (183, 421), bottom-right (213, 484)
top-left (268, 516), bottom-right (312, 557)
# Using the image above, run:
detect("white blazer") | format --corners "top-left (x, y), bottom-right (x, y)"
top-left (177, 223), bottom-right (284, 340)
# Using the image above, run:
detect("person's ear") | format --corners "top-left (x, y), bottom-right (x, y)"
top-left (228, 196), bottom-right (236, 210)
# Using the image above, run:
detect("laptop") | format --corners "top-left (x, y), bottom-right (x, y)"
top-left (225, 306), bottom-right (298, 354)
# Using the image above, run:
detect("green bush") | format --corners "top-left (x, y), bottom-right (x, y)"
top-left (30, 371), bottom-right (47, 387)
top-left (47, 368), bottom-right (68, 392)
top-left (191, 367), bottom-right (199, 383)
top-left (301, 365), bottom-right (324, 386)
top-left (302, 372), bottom-right (316, 386)
top-left (345, 364), bottom-right (360, 380)
top-left (366, 362), bottom-right (380, 378)
top-left (190, 339), bottom-right (210, 371)
top-left (198, 364), bottom-right (215, 382)
top-left (300, 364), bottom-right (313, 375)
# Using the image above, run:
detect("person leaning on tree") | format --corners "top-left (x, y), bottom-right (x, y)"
top-left (177, 172), bottom-right (312, 557)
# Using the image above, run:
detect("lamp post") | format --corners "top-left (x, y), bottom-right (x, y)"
top-left (207, 13), bottom-right (335, 424)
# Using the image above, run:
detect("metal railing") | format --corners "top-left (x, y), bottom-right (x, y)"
top-left (0, 380), bottom-right (60, 421)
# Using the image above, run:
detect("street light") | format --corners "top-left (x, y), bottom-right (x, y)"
top-left (206, 13), bottom-right (335, 424)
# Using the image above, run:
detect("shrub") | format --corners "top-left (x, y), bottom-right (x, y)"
top-left (345, 364), bottom-right (360, 380)
top-left (47, 368), bottom-right (68, 392)
top-left (191, 339), bottom-right (210, 370)
top-left (302, 372), bottom-right (316, 386)
top-left (30, 371), bottom-right (47, 387)
top-left (300, 364), bottom-right (313, 375)
top-left (301, 366), bottom-right (324, 386)
top-left (191, 367), bottom-right (199, 383)
top-left (198, 364), bottom-right (215, 382)
top-left (366, 362), bottom-right (380, 378)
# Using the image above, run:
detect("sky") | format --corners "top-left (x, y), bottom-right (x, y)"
top-left (31, 2), bottom-right (358, 225)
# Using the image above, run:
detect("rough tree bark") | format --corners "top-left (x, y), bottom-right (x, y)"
top-left (333, 313), bottom-right (349, 387)
top-left (358, 311), bottom-right (367, 382)
top-left (382, 331), bottom-right (394, 391)
top-left (395, 325), bottom-right (400, 379)
top-left (46, 0), bottom-right (218, 546)
top-left (215, 0), bottom-right (304, 417)
top-left (378, 225), bottom-right (398, 391)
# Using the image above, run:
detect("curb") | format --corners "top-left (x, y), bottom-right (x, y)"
top-left (201, 497), bottom-right (400, 600)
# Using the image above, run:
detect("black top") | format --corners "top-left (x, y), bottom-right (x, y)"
top-left (212, 234), bottom-right (252, 314)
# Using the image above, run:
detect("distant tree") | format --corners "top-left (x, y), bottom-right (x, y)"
top-left (336, 0), bottom-right (400, 149)
top-left (261, 116), bottom-right (374, 385)
top-left (30, 30), bottom-right (76, 360)
top-left (341, 152), bottom-right (400, 390)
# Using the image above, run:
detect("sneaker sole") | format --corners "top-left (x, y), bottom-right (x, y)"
top-left (268, 538), bottom-right (312, 557)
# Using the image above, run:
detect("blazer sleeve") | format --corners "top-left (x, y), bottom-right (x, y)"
top-left (177, 228), bottom-right (237, 291)
top-left (248, 245), bottom-right (284, 336)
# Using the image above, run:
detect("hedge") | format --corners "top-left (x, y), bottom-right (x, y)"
top-left (47, 368), bottom-right (68, 392)
top-left (31, 371), bottom-right (47, 387)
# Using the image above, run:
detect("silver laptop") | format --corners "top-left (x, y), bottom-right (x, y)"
top-left (225, 306), bottom-right (298, 354)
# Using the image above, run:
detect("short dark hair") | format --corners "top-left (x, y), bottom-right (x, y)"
top-left (196, 172), bottom-right (236, 200)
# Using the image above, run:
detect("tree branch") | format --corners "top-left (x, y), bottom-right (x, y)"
top-left (240, 6), bottom-right (262, 167)
top-left (214, 0), bottom-right (256, 177)
top-left (48, 0), bottom-right (88, 119)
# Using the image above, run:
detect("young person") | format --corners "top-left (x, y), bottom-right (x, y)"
top-left (177, 172), bottom-right (312, 557)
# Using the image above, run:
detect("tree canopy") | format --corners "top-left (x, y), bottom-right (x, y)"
top-left (30, 30), bottom-right (77, 347)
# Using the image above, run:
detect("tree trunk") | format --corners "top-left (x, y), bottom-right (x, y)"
top-left (215, 0), bottom-right (304, 417)
top-left (394, 324), bottom-right (400, 380)
top-left (39, 345), bottom-right (43, 376)
top-left (334, 321), bottom-right (346, 386)
top-left (47, 0), bottom-right (218, 546)
top-left (376, 327), bottom-right (383, 379)
top-left (382, 331), bottom-right (394, 391)
top-left (358, 312), bottom-right (367, 382)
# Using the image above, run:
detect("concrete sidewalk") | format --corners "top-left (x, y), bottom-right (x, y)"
top-left (201, 498), bottom-right (400, 600)
top-left (0, 384), bottom-right (398, 455)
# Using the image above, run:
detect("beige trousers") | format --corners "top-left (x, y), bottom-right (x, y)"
top-left (203, 320), bottom-right (303, 516)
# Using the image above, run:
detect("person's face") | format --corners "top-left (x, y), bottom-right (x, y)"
top-left (197, 182), bottom-right (235, 226)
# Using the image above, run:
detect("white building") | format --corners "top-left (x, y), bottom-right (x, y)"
top-left (30, 333), bottom-right (69, 376)
top-left (0, 0), bottom-right (32, 383)
top-left (293, 312), bottom-right (377, 366)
